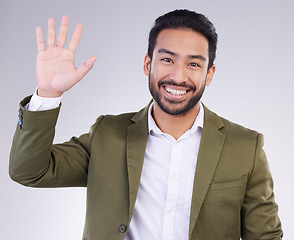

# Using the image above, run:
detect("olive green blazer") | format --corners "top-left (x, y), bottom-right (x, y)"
top-left (9, 96), bottom-right (283, 240)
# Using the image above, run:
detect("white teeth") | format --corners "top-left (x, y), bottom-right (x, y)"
top-left (165, 87), bottom-right (187, 96)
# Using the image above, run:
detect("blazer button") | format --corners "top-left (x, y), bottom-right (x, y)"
top-left (19, 109), bottom-right (23, 115)
top-left (119, 224), bottom-right (127, 233)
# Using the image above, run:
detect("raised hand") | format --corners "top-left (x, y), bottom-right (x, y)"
top-left (36, 15), bottom-right (97, 97)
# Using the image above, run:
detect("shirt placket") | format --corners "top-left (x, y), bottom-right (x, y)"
top-left (161, 141), bottom-right (182, 240)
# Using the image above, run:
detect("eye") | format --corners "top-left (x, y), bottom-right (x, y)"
top-left (161, 57), bottom-right (173, 63)
top-left (189, 62), bottom-right (200, 67)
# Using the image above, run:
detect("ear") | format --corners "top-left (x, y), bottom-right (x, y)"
top-left (143, 54), bottom-right (151, 76)
top-left (205, 64), bottom-right (216, 86)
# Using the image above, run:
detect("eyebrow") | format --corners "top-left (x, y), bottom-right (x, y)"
top-left (158, 48), bottom-right (176, 56)
top-left (158, 48), bottom-right (207, 62)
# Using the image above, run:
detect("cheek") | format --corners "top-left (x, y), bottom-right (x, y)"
top-left (151, 65), bottom-right (170, 82)
top-left (191, 73), bottom-right (207, 88)
top-left (149, 66), bottom-right (160, 82)
top-left (149, 73), bottom-right (160, 90)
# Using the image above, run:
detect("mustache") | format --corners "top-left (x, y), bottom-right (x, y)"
top-left (158, 80), bottom-right (196, 92)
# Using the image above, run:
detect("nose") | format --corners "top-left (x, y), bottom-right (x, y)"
top-left (170, 63), bottom-right (187, 83)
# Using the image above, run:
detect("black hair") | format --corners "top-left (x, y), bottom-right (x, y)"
top-left (148, 9), bottom-right (218, 70)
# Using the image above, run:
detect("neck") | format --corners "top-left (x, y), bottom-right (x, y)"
top-left (152, 101), bottom-right (200, 140)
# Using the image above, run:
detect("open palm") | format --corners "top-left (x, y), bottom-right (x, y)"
top-left (36, 15), bottom-right (96, 97)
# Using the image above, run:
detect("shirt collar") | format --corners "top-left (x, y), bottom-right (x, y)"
top-left (148, 102), bottom-right (204, 139)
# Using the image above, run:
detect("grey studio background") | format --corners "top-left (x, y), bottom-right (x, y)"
top-left (1, 0), bottom-right (293, 239)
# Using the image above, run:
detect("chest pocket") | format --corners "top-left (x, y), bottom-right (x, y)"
top-left (208, 175), bottom-right (247, 201)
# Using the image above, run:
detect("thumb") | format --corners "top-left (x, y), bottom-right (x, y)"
top-left (76, 56), bottom-right (97, 81)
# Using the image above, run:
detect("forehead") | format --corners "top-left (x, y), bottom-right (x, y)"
top-left (154, 29), bottom-right (209, 57)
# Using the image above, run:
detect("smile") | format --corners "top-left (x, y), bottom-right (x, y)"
top-left (165, 87), bottom-right (187, 96)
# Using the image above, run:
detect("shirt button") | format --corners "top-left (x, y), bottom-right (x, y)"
top-left (119, 224), bottom-right (127, 233)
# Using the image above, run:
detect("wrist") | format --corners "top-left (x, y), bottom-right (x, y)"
top-left (28, 89), bottom-right (62, 111)
top-left (37, 88), bottom-right (63, 98)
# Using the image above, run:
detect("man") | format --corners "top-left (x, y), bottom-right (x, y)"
top-left (9, 9), bottom-right (283, 239)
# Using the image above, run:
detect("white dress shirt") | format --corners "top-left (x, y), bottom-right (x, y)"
top-left (27, 91), bottom-right (204, 240)
top-left (125, 103), bottom-right (204, 240)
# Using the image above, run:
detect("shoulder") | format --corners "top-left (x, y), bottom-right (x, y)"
top-left (203, 104), bottom-right (260, 142)
top-left (221, 116), bottom-right (259, 137)
top-left (203, 106), bottom-right (265, 173)
top-left (90, 103), bottom-right (149, 135)
top-left (95, 102), bottom-right (150, 128)
top-left (97, 112), bottom-right (137, 130)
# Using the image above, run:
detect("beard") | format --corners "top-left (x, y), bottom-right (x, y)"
top-left (148, 75), bottom-right (206, 116)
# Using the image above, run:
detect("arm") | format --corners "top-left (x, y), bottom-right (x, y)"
top-left (9, 16), bottom-right (97, 187)
top-left (9, 96), bottom-right (104, 187)
top-left (241, 133), bottom-right (283, 239)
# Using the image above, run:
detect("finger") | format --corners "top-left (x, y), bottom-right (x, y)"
top-left (36, 26), bottom-right (45, 51)
top-left (68, 23), bottom-right (83, 53)
top-left (76, 56), bottom-right (97, 81)
top-left (57, 15), bottom-right (69, 48)
top-left (47, 18), bottom-right (56, 48)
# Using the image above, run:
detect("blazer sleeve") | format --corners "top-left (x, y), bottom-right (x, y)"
top-left (241, 133), bottom-right (283, 239)
top-left (9, 96), bottom-right (103, 188)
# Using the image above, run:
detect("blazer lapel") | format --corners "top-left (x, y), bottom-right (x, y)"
top-left (189, 105), bottom-right (226, 236)
top-left (126, 105), bottom-right (149, 221)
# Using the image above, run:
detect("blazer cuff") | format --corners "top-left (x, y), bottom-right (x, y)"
top-left (17, 95), bottom-right (61, 130)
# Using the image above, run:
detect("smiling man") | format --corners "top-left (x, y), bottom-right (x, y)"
top-left (9, 9), bottom-right (283, 240)
top-left (145, 28), bottom-right (215, 140)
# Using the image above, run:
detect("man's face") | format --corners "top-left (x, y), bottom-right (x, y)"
top-left (144, 28), bottom-right (215, 116)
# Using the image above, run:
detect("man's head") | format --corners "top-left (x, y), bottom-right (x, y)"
top-left (144, 10), bottom-right (217, 117)
top-left (148, 9), bottom-right (217, 70)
